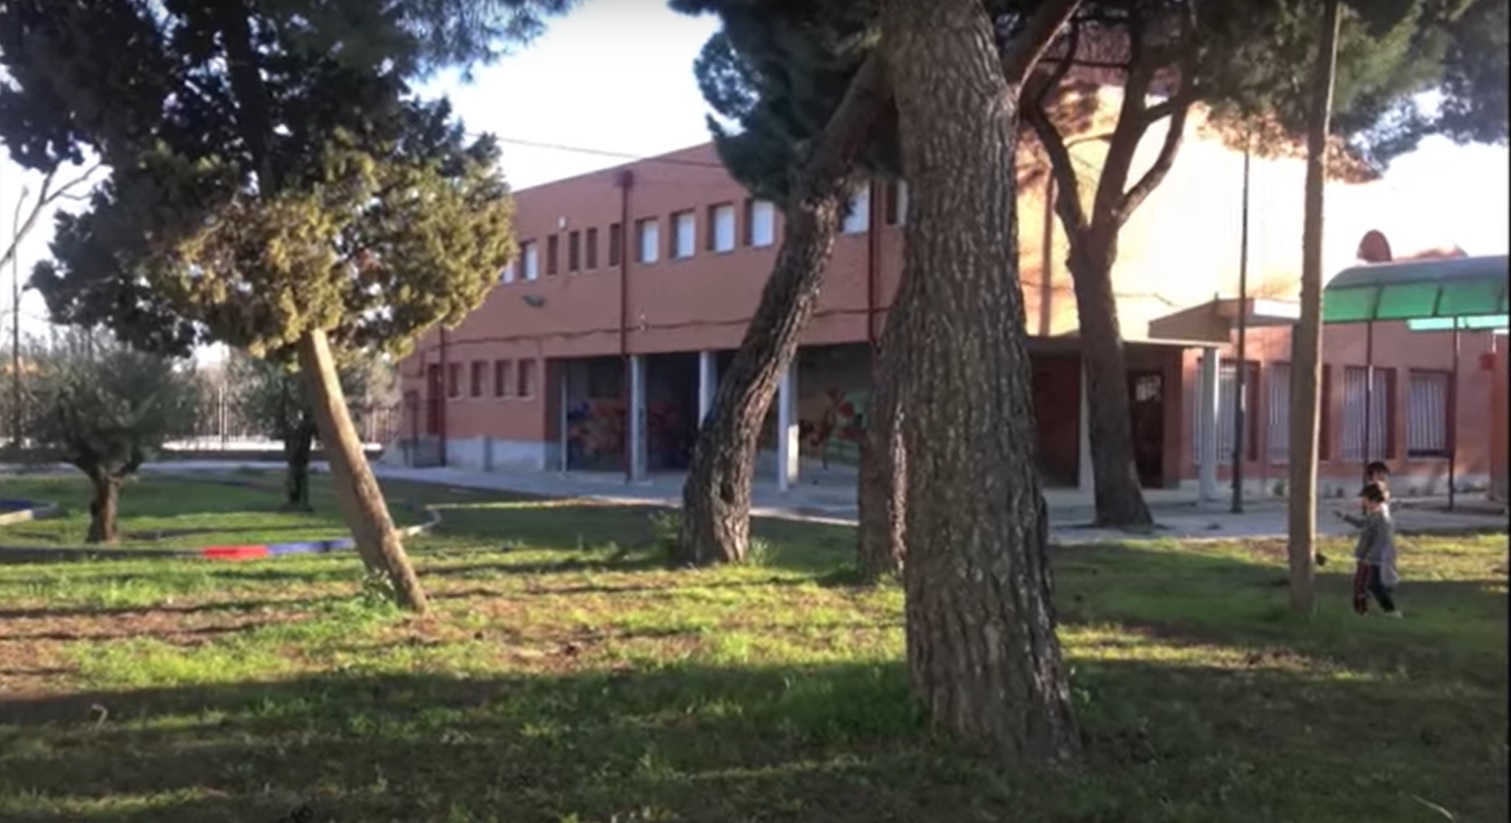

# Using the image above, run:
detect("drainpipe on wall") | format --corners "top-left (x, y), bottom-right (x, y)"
top-left (438, 327), bottom-right (449, 467)
top-left (616, 169), bottom-right (635, 483)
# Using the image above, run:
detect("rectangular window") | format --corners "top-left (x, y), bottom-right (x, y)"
top-left (637, 218), bottom-right (659, 264)
top-left (446, 362), bottom-right (461, 398)
top-left (1406, 370), bottom-right (1450, 457)
top-left (842, 184), bottom-right (870, 234)
top-left (568, 230), bottom-right (581, 272)
top-left (608, 223), bottom-right (623, 267)
top-left (746, 199), bottom-right (776, 247)
top-left (585, 227), bottom-right (599, 269)
top-left (469, 361), bottom-right (485, 398)
top-left (884, 180), bottom-right (909, 226)
top-left (493, 360), bottom-right (512, 397)
top-left (546, 235), bottom-right (559, 276)
top-left (1192, 360), bottom-right (1260, 465)
top-left (709, 203), bottom-right (736, 252)
top-left (1341, 366), bottom-right (1395, 461)
top-left (500, 259), bottom-right (516, 284)
top-left (517, 359), bottom-right (537, 398)
top-left (1268, 362), bottom-right (1291, 464)
top-left (521, 241), bottom-right (539, 281)
top-left (587, 359), bottom-right (622, 398)
top-left (673, 210), bottom-right (696, 259)
top-left (1320, 364), bottom-right (1333, 460)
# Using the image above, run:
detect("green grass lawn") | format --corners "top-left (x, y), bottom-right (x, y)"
top-left (0, 471), bottom-right (429, 549)
top-left (0, 477), bottom-right (1505, 822)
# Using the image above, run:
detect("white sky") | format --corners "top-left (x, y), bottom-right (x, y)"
top-left (2, 0), bottom-right (1507, 349)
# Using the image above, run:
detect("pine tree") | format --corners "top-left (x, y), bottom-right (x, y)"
top-left (0, 0), bottom-right (570, 613)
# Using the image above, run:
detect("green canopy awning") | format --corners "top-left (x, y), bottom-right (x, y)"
top-left (1322, 255), bottom-right (1509, 324)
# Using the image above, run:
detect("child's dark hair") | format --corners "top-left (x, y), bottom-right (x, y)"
top-left (1359, 481), bottom-right (1389, 504)
top-left (1365, 460), bottom-right (1391, 478)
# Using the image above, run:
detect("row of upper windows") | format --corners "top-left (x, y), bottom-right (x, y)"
top-left (500, 181), bottom-right (910, 283)
top-left (448, 358), bottom-right (538, 400)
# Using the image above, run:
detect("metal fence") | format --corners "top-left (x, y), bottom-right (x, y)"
top-left (1, 377), bottom-right (402, 452)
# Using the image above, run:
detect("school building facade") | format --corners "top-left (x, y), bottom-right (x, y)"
top-left (392, 89), bottom-right (1505, 500)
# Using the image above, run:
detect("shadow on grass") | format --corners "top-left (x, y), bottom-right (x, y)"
top-left (1052, 541), bottom-right (1509, 691)
top-left (0, 655), bottom-right (1504, 823)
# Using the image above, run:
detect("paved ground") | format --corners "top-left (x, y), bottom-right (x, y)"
top-left (5, 458), bottom-right (1504, 545)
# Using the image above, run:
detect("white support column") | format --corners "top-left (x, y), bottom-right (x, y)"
top-left (777, 362), bottom-right (800, 492)
top-left (629, 354), bottom-right (648, 482)
top-left (697, 351), bottom-right (718, 424)
top-left (1198, 346), bottom-right (1220, 501)
top-left (558, 364), bottom-right (569, 473)
top-left (1078, 358), bottom-right (1094, 493)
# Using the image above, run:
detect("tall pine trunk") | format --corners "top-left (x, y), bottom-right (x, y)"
top-left (297, 329), bottom-right (430, 614)
top-left (884, 0), bottom-right (1081, 762)
top-left (282, 419), bottom-right (317, 512)
top-left (1067, 233), bottom-right (1153, 527)
top-left (856, 336), bottom-right (905, 581)
top-left (1287, 0), bottom-right (1343, 616)
top-left (676, 56), bottom-right (889, 566)
top-left (86, 472), bottom-right (120, 545)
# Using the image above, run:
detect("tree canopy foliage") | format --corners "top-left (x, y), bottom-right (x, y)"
top-left (682, 0), bottom-right (1505, 177)
top-left (0, 0), bottom-right (573, 612)
top-left (22, 331), bottom-right (199, 543)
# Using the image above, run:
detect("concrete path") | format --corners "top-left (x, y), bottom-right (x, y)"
top-left (6, 459), bottom-right (1505, 545)
top-left (135, 461), bottom-right (1511, 545)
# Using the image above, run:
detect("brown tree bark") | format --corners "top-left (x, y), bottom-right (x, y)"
top-left (1020, 10), bottom-right (1198, 528)
top-left (297, 328), bottom-right (430, 614)
top-left (86, 473), bottom-right (120, 545)
top-left (1067, 231), bottom-right (1153, 527)
top-left (282, 419), bottom-right (317, 512)
top-left (883, 0), bottom-right (1081, 762)
top-left (676, 54), bottom-right (890, 567)
top-left (856, 333), bottom-right (905, 582)
top-left (1287, 0), bottom-right (1344, 616)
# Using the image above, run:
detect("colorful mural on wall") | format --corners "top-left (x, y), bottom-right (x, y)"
top-left (800, 388), bottom-right (869, 467)
top-left (566, 398), bottom-right (695, 472)
top-left (567, 398), bottom-right (625, 471)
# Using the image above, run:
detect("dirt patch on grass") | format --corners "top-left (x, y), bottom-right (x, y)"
top-left (0, 596), bottom-right (324, 700)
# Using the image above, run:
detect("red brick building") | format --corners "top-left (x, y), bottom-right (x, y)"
top-left (394, 89), bottom-right (1503, 500)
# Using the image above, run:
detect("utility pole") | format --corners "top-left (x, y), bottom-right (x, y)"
top-left (1232, 132), bottom-right (1252, 514)
top-left (10, 185), bottom-right (25, 450)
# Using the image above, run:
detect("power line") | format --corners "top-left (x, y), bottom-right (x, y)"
top-left (474, 133), bottom-right (727, 170)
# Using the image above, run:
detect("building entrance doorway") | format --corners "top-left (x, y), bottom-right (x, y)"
top-left (1127, 369), bottom-right (1165, 488)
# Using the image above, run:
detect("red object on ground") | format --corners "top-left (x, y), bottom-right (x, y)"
top-left (200, 545), bottom-right (271, 561)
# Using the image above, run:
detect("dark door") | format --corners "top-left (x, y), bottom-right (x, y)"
top-left (1127, 370), bottom-right (1165, 488)
top-left (425, 364), bottom-right (443, 436)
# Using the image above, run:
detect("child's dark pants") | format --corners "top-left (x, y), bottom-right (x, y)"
top-left (1352, 563), bottom-right (1397, 614)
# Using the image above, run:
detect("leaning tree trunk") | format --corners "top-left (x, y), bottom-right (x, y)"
top-left (1287, 0), bottom-right (1344, 616)
top-left (1067, 233), bottom-right (1154, 528)
top-left (282, 419), bottom-right (317, 512)
top-left (676, 55), bottom-right (890, 567)
top-left (86, 472), bottom-right (121, 545)
top-left (856, 333), bottom-right (906, 581)
top-left (883, 0), bottom-right (1081, 762)
top-left (297, 328), bottom-right (430, 614)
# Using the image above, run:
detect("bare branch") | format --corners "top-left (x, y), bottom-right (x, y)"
top-left (1024, 101), bottom-right (1089, 236)
top-left (39, 161), bottom-right (105, 208)
top-left (1018, 16), bottom-right (1088, 235)
top-left (1117, 89), bottom-right (1194, 224)
top-left (1001, 0), bottom-right (1084, 87)
top-left (1117, 3), bottom-right (1201, 225)
top-left (1089, 6), bottom-right (1159, 229)
top-left (2, 161), bottom-right (105, 273)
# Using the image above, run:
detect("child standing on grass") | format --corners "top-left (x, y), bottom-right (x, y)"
top-left (1336, 482), bottom-right (1401, 618)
